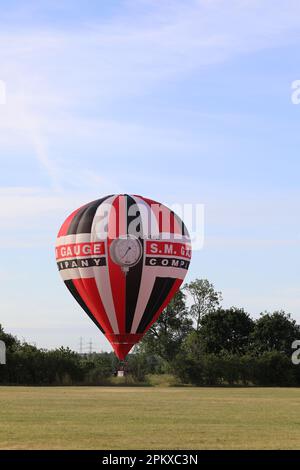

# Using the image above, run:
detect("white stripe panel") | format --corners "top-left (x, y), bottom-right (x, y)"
top-left (59, 267), bottom-right (95, 281)
top-left (145, 265), bottom-right (188, 280)
top-left (156, 232), bottom-right (191, 242)
top-left (56, 233), bottom-right (91, 247)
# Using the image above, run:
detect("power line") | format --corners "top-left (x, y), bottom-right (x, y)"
top-left (78, 338), bottom-right (95, 354)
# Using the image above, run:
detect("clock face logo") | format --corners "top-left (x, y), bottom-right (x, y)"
top-left (110, 235), bottom-right (142, 270)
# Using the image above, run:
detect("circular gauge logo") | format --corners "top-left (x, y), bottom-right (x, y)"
top-left (110, 235), bottom-right (142, 268)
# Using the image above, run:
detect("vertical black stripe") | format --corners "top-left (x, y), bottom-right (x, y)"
top-left (182, 220), bottom-right (189, 237)
top-left (64, 280), bottom-right (104, 333)
top-left (136, 277), bottom-right (176, 334)
top-left (67, 195), bottom-right (114, 235)
top-left (173, 211), bottom-right (189, 237)
top-left (125, 195), bottom-right (144, 333)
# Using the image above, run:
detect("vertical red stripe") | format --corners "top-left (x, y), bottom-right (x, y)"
top-left (73, 278), bottom-right (113, 334)
top-left (57, 206), bottom-right (83, 237)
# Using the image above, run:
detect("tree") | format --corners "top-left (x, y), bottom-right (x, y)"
top-left (251, 310), bottom-right (300, 356)
top-left (173, 352), bottom-right (204, 386)
top-left (253, 351), bottom-right (296, 386)
top-left (138, 290), bottom-right (193, 364)
top-left (184, 279), bottom-right (222, 330)
top-left (0, 324), bottom-right (20, 351)
top-left (126, 353), bottom-right (149, 382)
top-left (82, 353), bottom-right (114, 385)
top-left (186, 307), bottom-right (254, 356)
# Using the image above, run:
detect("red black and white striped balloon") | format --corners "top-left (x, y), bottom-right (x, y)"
top-left (55, 194), bottom-right (192, 360)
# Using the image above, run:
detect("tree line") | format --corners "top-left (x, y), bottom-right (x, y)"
top-left (1, 279), bottom-right (300, 386)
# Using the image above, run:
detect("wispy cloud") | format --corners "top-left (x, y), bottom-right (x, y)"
top-left (0, 0), bottom-right (300, 191)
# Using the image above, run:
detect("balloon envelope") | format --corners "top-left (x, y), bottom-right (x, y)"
top-left (55, 194), bottom-right (192, 359)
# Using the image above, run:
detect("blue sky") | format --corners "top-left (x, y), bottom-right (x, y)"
top-left (0, 0), bottom-right (299, 352)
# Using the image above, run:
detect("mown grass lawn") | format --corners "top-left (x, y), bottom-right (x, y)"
top-left (0, 386), bottom-right (300, 449)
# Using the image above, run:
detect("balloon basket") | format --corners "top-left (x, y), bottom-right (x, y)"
top-left (115, 360), bottom-right (128, 377)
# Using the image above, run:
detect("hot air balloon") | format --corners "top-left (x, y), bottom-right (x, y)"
top-left (55, 194), bottom-right (192, 360)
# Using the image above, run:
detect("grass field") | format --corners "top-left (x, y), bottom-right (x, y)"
top-left (1, 386), bottom-right (300, 449)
